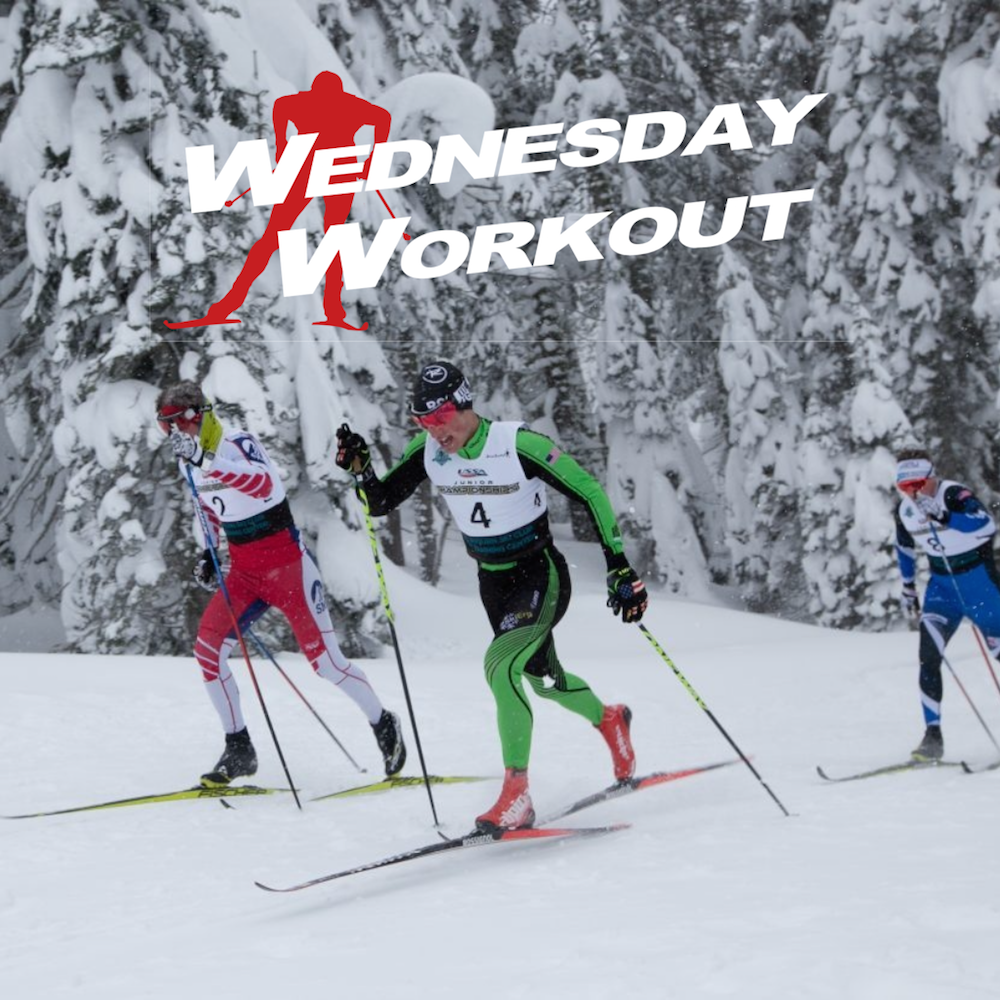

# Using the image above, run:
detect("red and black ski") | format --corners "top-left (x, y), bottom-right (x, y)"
top-left (254, 823), bottom-right (628, 893)
top-left (253, 758), bottom-right (737, 893)
top-left (539, 758), bottom-right (741, 825)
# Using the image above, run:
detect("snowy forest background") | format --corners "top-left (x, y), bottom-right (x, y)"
top-left (0, 0), bottom-right (998, 655)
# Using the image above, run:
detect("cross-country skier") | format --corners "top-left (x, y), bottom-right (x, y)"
top-left (334, 361), bottom-right (648, 833)
top-left (156, 381), bottom-right (405, 786)
top-left (894, 448), bottom-right (1000, 761)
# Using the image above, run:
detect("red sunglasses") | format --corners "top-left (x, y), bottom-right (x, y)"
top-left (157, 407), bottom-right (201, 434)
top-left (413, 401), bottom-right (458, 428)
top-left (898, 478), bottom-right (927, 496)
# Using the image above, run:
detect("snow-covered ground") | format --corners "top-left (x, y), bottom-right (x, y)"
top-left (2, 537), bottom-right (1000, 999)
top-left (0, 604), bottom-right (65, 653)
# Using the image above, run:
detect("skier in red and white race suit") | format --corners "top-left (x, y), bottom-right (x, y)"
top-left (156, 381), bottom-right (405, 786)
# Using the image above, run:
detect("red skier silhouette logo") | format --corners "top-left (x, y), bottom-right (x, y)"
top-left (165, 72), bottom-right (403, 332)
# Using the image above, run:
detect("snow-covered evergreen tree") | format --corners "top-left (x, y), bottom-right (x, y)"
top-left (820, 0), bottom-right (987, 464)
top-left (842, 310), bottom-right (915, 627)
top-left (0, 1), bottom-right (405, 652)
top-left (937, 6), bottom-right (1000, 492)
top-left (796, 0), bottom-right (997, 625)
top-left (717, 246), bottom-right (802, 613)
top-left (797, 160), bottom-right (859, 626)
top-left (4, 0), bottom-right (1000, 649)
top-left (0, 1), bottom-right (194, 651)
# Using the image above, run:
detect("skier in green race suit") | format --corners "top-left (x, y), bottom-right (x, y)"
top-left (335, 361), bottom-right (649, 833)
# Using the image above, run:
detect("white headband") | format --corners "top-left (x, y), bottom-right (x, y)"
top-left (896, 458), bottom-right (934, 485)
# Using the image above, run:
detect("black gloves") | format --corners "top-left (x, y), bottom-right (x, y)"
top-left (335, 422), bottom-right (371, 475)
top-left (193, 549), bottom-right (217, 591)
top-left (606, 564), bottom-right (648, 624)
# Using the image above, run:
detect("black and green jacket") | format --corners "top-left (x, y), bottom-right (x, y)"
top-left (357, 419), bottom-right (627, 570)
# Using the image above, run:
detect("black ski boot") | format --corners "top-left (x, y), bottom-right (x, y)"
top-left (201, 727), bottom-right (258, 787)
top-left (372, 710), bottom-right (406, 776)
top-left (911, 724), bottom-right (944, 762)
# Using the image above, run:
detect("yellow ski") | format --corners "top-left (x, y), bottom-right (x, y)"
top-left (4, 784), bottom-right (290, 819)
top-left (311, 775), bottom-right (490, 802)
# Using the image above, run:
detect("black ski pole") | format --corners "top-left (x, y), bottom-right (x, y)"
top-left (184, 466), bottom-right (302, 809)
top-left (245, 626), bottom-right (366, 772)
top-left (638, 623), bottom-right (791, 817)
top-left (937, 647), bottom-right (1000, 753)
top-left (354, 476), bottom-right (441, 826)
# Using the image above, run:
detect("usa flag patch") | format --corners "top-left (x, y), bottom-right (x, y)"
top-left (545, 447), bottom-right (561, 464)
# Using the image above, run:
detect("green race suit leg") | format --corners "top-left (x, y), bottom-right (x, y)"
top-left (480, 548), bottom-right (603, 769)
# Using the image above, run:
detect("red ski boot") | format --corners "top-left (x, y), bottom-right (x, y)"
top-left (475, 767), bottom-right (535, 834)
top-left (596, 704), bottom-right (636, 782)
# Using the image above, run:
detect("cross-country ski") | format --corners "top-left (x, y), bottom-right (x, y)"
top-left (311, 774), bottom-right (490, 801)
top-left (2, 784), bottom-right (290, 819)
top-left (815, 760), bottom-right (967, 783)
top-left (538, 759), bottom-right (741, 824)
top-left (254, 822), bottom-right (629, 893)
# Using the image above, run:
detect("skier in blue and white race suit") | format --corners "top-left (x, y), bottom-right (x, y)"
top-left (894, 450), bottom-right (1000, 761)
